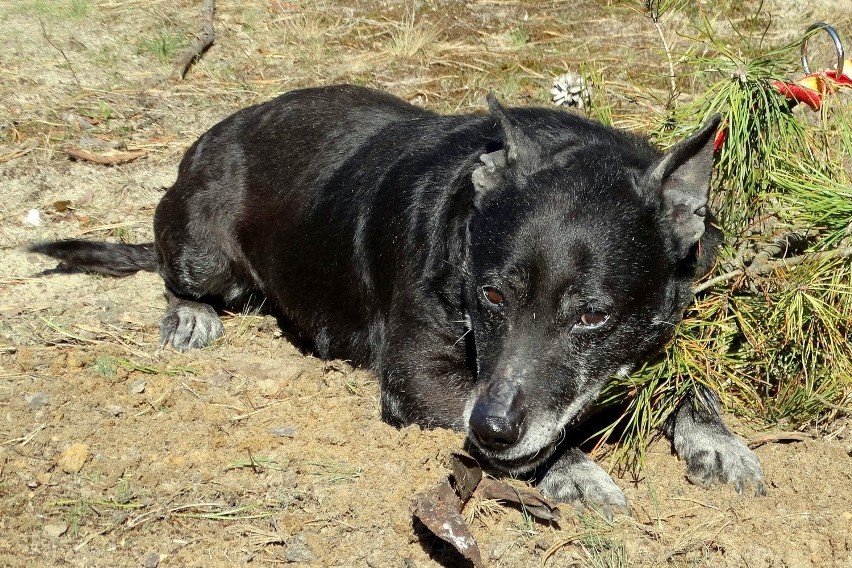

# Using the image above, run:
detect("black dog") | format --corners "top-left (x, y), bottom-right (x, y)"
top-left (31, 85), bottom-right (764, 513)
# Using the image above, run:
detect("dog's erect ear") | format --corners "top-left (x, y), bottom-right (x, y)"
top-left (485, 93), bottom-right (543, 169)
top-left (472, 94), bottom-right (543, 197)
top-left (644, 115), bottom-right (721, 258)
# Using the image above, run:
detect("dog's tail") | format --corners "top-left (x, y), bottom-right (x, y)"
top-left (28, 240), bottom-right (158, 277)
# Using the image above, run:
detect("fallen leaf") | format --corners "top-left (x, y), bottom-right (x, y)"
top-left (411, 481), bottom-right (483, 567)
top-left (450, 450), bottom-right (482, 502)
top-left (475, 478), bottom-right (561, 522)
top-left (53, 200), bottom-right (73, 212)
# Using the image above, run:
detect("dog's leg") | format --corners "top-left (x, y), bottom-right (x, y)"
top-left (159, 289), bottom-right (224, 351)
top-left (538, 448), bottom-right (629, 520)
top-left (663, 385), bottom-right (765, 495)
top-left (378, 309), bottom-right (473, 430)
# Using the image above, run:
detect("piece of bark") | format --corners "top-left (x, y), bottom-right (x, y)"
top-left (411, 481), bottom-right (483, 567)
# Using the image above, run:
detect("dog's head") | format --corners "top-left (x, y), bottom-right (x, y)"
top-left (462, 96), bottom-right (721, 472)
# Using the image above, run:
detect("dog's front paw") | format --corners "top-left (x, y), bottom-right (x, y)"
top-left (675, 430), bottom-right (765, 496)
top-left (538, 449), bottom-right (628, 521)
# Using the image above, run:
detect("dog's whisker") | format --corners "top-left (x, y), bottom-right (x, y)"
top-left (453, 328), bottom-right (471, 347)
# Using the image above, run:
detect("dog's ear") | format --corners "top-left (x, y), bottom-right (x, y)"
top-left (485, 93), bottom-right (543, 169)
top-left (473, 94), bottom-right (543, 197)
top-left (644, 115), bottom-right (721, 258)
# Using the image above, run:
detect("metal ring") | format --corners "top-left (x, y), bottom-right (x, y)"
top-left (800, 22), bottom-right (844, 75)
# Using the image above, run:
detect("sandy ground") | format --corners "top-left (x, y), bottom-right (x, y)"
top-left (1, 1), bottom-right (851, 566)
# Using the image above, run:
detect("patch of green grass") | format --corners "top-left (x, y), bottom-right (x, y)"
top-left (121, 358), bottom-right (197, 376)
top-left (508, 27), bottom-right (530, 48)
top-left (114, 225), bottom-right (131, 243)
top-left (13, 0), bottom-right (87, 20)
top-left (69, 0), bottom-right (86, 19)
top-left (114, 476), bottom-right (134, 505)
top-left (137, 29), bottom-right (186, 64)
top-left (92, 356), bottom-right (118, 377)
top-left (577, 514), bottom-right (628, 568)
top-left (66, 499), bottom-right (86, 537)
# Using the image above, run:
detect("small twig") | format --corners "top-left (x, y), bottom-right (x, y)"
top-left (73, 522), bottom-right (122, 552)
top-left (693, 246), bottom-right (852, 294)
top-left (2, 424), bottom-right (47, 446)
top-left (171, 0), bottom-right (216, 80)
top-left (134, 388), bottom-right (174, 417)
top-left (748, 431), bottom-right (811, 449)
top-left (39, 19), bottom-right (80, 87)
top-left (646, 0), bottom-right (677, 107)
top-left (668, 496), bottom-right (720, 510)
top-left (813, 393), bottom-right (852, 415)
top-left (229, 401), bottom-right (284, 421)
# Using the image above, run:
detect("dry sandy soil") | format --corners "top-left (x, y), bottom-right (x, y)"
top-left (1, 1), bottom-right (851, 566)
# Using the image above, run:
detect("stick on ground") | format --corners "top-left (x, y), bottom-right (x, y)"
top-left (171, 0), bottom-right (216, 80)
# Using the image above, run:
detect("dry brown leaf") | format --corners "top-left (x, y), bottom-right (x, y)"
top-left (475, 478), bottom-right (561, 522)
top-left (450, 450), bottom-right (482, 502)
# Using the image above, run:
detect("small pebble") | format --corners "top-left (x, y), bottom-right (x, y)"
top-left (25, 392), bottom-right (49, 410)
top-left (142, 551), bottom-right (160, 568)
top-left (129, 380), bottom-right (146, 394)
top-left (285, 534), bottom-right (314, 563)
top-left (43, 523), bottom-right (68, 538)
top-left (269, 426), bottom-right (298, 438)
top-left (58, 443), bottom-right (89, 474)
top-left (24, 209), bottom-right (41, 226)
top-left (102, 405), bottom-right (124, 417)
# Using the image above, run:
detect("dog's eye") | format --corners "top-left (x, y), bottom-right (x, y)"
top-left (482, 286), bottom-right (505, 306)
top-left (579, 309), bottom-right (609, 328)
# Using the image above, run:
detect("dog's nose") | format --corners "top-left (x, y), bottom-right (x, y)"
top-left (470, 404), bottom-right (524, 451)
top-left (470, 412), bottom-right (523, 451)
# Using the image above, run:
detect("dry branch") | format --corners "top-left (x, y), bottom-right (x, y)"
top-left (171, 0), bottom-right (216, 80)
top-left (62, 145), bottom-right (147, 165)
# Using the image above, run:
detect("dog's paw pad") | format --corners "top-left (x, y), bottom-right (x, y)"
top-left (539, 456), bottom-right (629, 520)
top-left (678, 432), bottom-right (765, 496)
top-left (160, 303), bottom-right (224, 351)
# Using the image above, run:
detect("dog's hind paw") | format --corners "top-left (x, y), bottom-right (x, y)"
top-left (676, 430), bottom-right (765, 496)
top-left (538, 448), bottom-right (629, 521)
top-left (160, 299), bottom-right (224, 351)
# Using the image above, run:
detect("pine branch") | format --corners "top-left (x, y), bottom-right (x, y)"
top-left (693, 245), bottom-right (852, 294)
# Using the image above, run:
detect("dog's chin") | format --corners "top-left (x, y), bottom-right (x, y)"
top-left (466, 438), bottom-right (558, 475)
